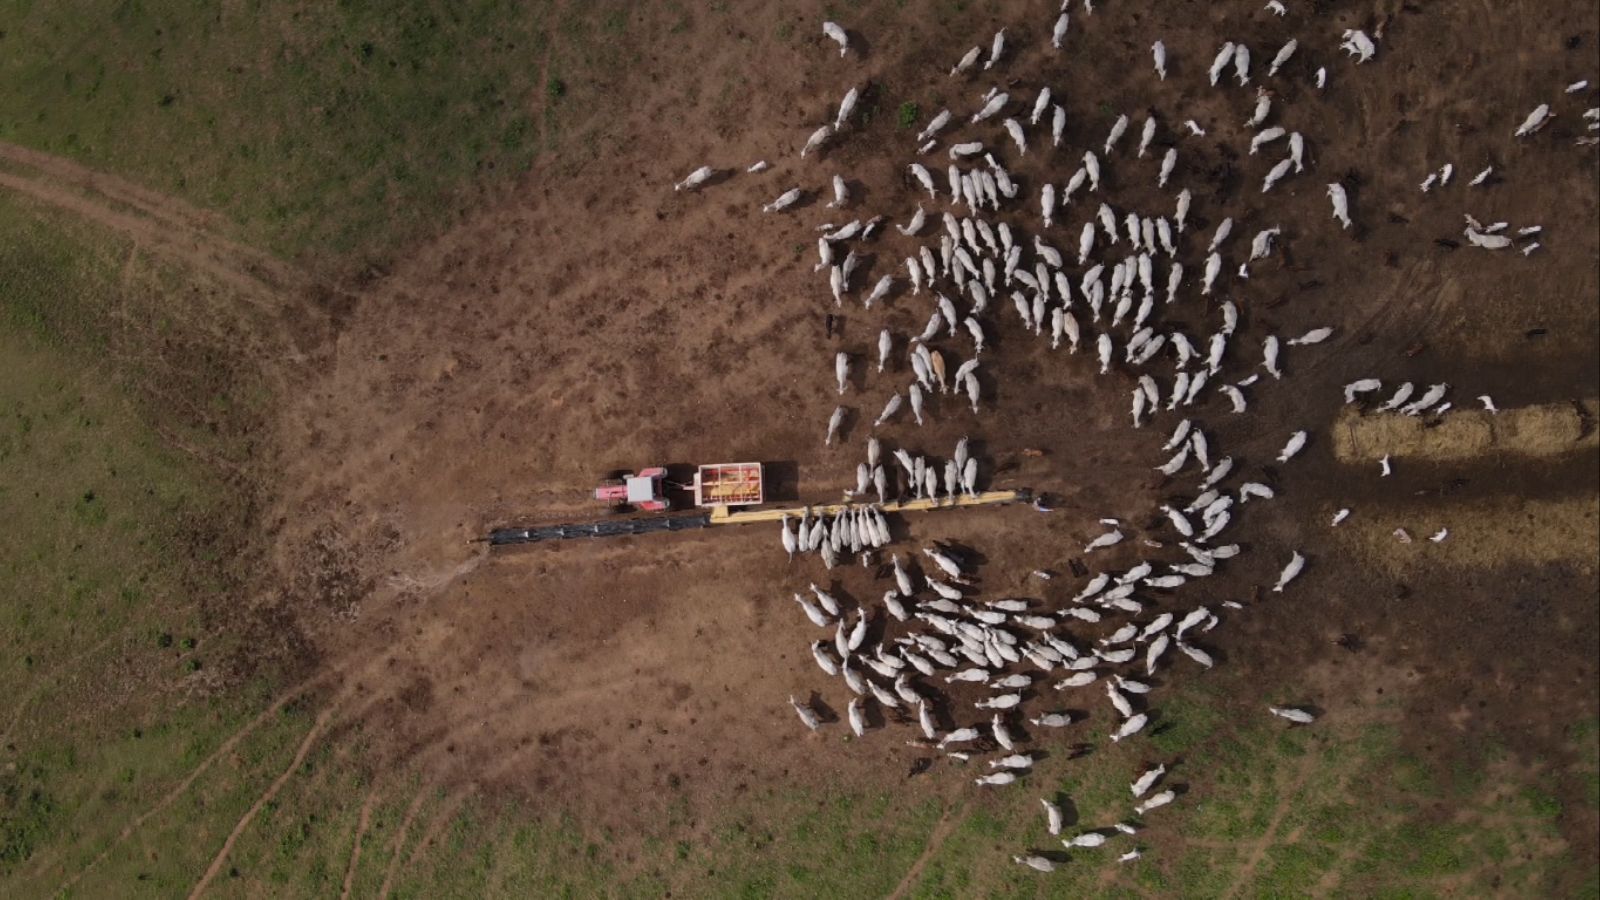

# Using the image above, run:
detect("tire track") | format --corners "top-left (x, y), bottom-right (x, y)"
top-left (393, 784), bottom-right (476, 883)
top-left (187, 690), bottom-right (356, 899)
top-left (341, 785), bottom-right (383, 900)
top-left (0, 630), bottom-right (121, 750)
top-left (53, 669), bottom-right (338, 896)
top-left (0, 141), bottom-right (325, 302)
top-left (0, 140), bottom-right (353, 369)
top-left (377, 784), bottom-right (435, 900)
top-left (0, 169), bottom-right (279, 309)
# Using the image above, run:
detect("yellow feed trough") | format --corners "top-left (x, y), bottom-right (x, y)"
top-left (706, 489), bottom-right (1029, 525)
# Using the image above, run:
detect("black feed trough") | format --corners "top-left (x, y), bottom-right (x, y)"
top-left (487, 512), bottom-right (712, 546)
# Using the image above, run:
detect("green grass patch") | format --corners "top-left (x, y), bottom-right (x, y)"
top-left (1146, 687), bottom-right (1224, 754)
top-left (0, 187), bottom-right (287, 896)
top-left (1572, 717), bottom-right (1600, 810)
top-left (0, 1), bottom-right (635, 267)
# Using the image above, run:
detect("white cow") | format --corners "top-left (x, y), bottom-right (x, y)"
top-left (1134, 789), bottom-right (1176, 814)
top-left (826, 406), bottom-right (846, 445)
top-left (674, 166), bottom-right (716, 191)
top-left (1131, 764), bottom-right (1166, 797)
top-left (822, 21), bottom-right (850, 56)
top-left (1272, 551), bottom-right (1305, 592)
top-left (762, 188), bottom-right (802, 212)
top-left (790, 695), bottom-right (821, 731)
top-left (801, 125), bottom-right (834, 157)
top-left (1327, 183), bottom-right (1352, 229)
top-left (1110, 714), bottom-right (1148, 742)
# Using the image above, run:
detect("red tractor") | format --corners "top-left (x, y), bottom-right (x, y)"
top-left (594, 467), bottom-right (671, 512)
top-left (594, 462), bottom-right (764, 514)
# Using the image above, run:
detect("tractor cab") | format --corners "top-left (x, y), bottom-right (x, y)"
top-left (595, 467), bottom-right (670, 512)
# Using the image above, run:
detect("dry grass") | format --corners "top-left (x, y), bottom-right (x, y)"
top-left (1327, 495), bottom-right (1600, 576)
top-left (1331, 402), bottom-right (1595, 463)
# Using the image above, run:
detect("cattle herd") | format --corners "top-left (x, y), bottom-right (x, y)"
top-left (673, 1), bottom-right (1594, 871)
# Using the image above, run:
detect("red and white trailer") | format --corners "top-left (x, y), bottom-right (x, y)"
top-left (691, 462), bottom-right (764, 508)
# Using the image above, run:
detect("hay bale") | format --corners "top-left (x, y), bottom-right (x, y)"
top-left (1492, 403), bottom-right (1583, 454)
top-left (1335, 401), bottom-right (1591, 462)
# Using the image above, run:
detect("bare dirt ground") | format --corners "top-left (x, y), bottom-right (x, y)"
top-left (7, 0), bottom-right (1597, 889)
top-left (260, 0), bottom-right (1597, 867)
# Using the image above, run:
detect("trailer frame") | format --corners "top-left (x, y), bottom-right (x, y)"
top-left (692, 462), bottom-right (764, 508)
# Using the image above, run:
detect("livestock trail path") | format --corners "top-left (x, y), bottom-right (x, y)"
top-left (887, 799), bottom-right (965, 899)
top-left (1218, 750), bottom-right (1320, 900)
top-left (0, 140), bottom-right (313, 306)
top-left (0, 139), bottom-right (385, 384)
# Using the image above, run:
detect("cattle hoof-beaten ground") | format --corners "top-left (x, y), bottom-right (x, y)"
top-left (0, 1), bottom-right (1594, 897)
